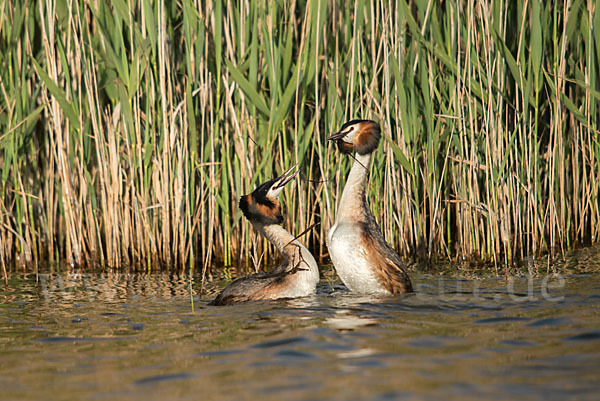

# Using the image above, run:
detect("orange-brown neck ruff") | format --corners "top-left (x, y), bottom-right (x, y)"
top-left (327, 119), bottom-right (413, 295)
top-left (239, 194), bottom-right (283, 226)
top-left (334, 120), bottom-right (381, 155)
top-left (353, 121), bottom-right (380, 155)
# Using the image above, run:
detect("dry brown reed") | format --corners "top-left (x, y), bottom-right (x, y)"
top-left (0, 0), bottom-right (598, 277)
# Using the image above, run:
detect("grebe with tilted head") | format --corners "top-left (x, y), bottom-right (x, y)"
top-left (210, 166), bottom-right (320, 306)
top-left (326, 120), bottom-right (413, 295)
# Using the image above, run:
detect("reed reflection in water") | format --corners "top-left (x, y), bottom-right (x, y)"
top-left (1, 254), bottom-right (600, 401)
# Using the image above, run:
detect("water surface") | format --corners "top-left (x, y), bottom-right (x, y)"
top-left (1, 250), bottom-right (600, 401)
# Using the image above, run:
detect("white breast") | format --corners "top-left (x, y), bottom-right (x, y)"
top-left (278, 245), bottom-right (320, 299)
top-left (327, 222), bottom-right (389, 295)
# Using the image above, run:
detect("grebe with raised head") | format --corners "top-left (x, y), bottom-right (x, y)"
top-left (210, 166), bottom-right (320, 306)
top-left (326, 119), bottom-right (413, 295)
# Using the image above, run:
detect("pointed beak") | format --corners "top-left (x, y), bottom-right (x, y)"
top-left (273, 164), bottom-right (299, 190)
top-left (327, 130), bottom-right (347, 141)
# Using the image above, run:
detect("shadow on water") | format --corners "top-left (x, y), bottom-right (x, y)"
top-left (1, 247), bottom-right (600, 401)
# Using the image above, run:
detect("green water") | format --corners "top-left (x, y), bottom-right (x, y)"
top-left (1, 249), bottom-right (600, 401)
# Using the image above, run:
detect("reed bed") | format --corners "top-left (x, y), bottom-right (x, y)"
top-left (1, 0), bottom-right (598, 276)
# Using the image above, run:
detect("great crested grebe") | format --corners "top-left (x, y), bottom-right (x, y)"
top-left (327, 119), bottom-right (413, 295)
top-left (210, 166), bottom-right (320, 306)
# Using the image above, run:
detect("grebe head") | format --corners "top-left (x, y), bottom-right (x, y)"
top-left (239, 165), bottom-right (298, 225)
top-left (328, 119), bottom-right (381, 155)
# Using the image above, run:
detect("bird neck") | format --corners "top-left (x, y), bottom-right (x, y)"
top-left (254, 223), bottom-right (305, 260)
top-left (336, 152), bottom-right (373, 222)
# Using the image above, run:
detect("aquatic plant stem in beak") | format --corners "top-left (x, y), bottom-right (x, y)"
top-left (327, 131), bottom-right (347, 141)
top-left (273, 165), bottom-right (299, 190)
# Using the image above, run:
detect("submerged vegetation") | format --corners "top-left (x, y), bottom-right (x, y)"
top-left (0, 0), bottom-right (598, 274)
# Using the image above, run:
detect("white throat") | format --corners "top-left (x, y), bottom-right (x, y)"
top-left (335, 152), bottom-right (372, 222)
top-left (255, 223), bottom-right (298, 256)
